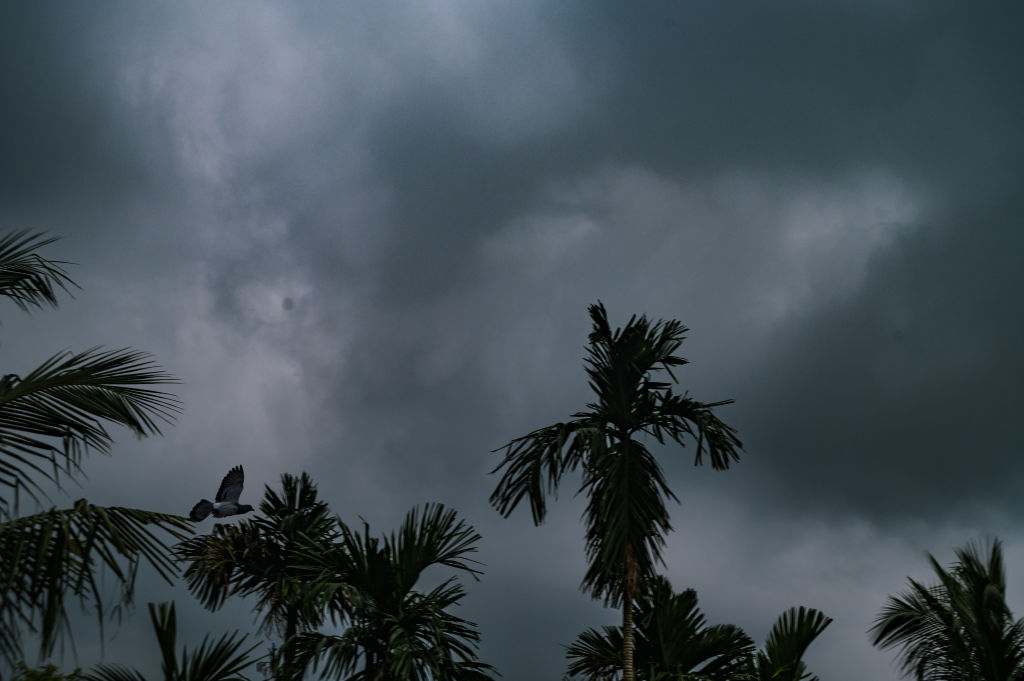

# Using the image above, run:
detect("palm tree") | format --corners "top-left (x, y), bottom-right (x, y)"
top-left (489, 302), bottom-right (743, 681)
top-left (176, 472), bottom-right (339, 681)
top-left (292, 503), bottom-right (497, 681)
top-left (566, 576), bottom-right (831, 681)
top-left (870, 538), bottom-right (1024, 681)
top-left (0, 231), bottom-right (190, 666)
top-left (82, 601), bottom-right (260, 681)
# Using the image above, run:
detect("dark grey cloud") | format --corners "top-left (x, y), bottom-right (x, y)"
top-left (2, 2), bottom-right (1023, 681)
top-left (738, 193), bottom-right (1024, 521)
top-left (550, 2), bottom-right (1024, 183)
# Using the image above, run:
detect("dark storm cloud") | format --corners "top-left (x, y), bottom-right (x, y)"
top-left (549, 2), bottom-right (1024, 183)
top-left (3, 3), bottom-right (1024, 681)
top-left (0, 4), bottom-right (183, 219)
top-left (739, 193), bottom-right (1024, 520)
top-left (299, 0), bottom-right (1024, 521)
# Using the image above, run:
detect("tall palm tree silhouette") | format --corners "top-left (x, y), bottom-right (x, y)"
top-left (490, 302), bottom-right (742, 681)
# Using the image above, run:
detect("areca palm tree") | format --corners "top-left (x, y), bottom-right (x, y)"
top-left (82, 601), bottom-right (260, 681)
top-left (566, 576), bottom-right (831, 681)
top-left (292, 503), bottom-right (497, 681)
top-left (0, 231), bottom-right (189, 667)
top-left (176, 472), bottom-right (339, 681)
top-left (870, 538), bottom-right (1024, 681)
top-left (490, 302), bottom-right (743, 681)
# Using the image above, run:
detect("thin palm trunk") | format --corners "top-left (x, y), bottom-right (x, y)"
top-left (622, 588), bottom-right (635, 681)
top-left (621, 429), bottom-right (637, 681)
top-left (623, 544), bottom-right (638, 681)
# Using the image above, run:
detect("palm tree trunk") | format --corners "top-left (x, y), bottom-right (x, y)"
top-left (623, 596), bottom-right (635, 681)
top-left (283, 604), bottom-right (299, 681)
top-left (370, 650), bottom-right (386, 681)
top-left (623, 543), bottom-right (638, 681)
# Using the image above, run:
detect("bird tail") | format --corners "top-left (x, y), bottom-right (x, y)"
top-left (189, 499), bottom-right (213, 522)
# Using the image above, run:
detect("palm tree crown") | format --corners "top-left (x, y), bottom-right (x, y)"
top-left (293, 503), bottom-right (496, 681)
top-left (871, 538), bottom-right (1024, 681)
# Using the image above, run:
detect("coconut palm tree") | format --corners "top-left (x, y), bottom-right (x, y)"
top-left (0, 231), bottom-right (189, 667)
top-left (566, 576), bottom-right (831, 681)
top-left (291, 503), bottom-right (497, 681)
top-left (176, 472), bottom-right (338, 681)
top-left (489, 302), bottom-right (743, 681)
top-left (82, 601), bottom-right (260, 681)
top-left (870, 538), bottom-right (1024, 681)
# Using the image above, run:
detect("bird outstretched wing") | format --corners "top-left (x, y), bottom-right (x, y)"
top-left (216, 465), bottom-right (245, 503)
top-left (189, 499), bottom-right (213, 521)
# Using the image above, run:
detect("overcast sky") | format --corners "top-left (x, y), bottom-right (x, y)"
top-left (3, 2), bottom-right (1023, 680)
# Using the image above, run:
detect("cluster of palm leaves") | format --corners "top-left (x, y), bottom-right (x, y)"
top-left (871, 538), bottom-right (1024, 681)
top-left (0, 232), bottom-right (495, 681)
top-left (175, 474), bottom-right (496, 681)
top-left (0, 231), bottom-right (192, 668)
top-left (288, 503), bottom-right (495, 681)
top-left (566, 575), bottom-right (831, 681)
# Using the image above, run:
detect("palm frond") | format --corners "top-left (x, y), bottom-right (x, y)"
top-left (755, 606), bottom-right (832, 681)
top-left (566, 626), bottom-right (624, 681)
top-left (489, 417), bottom-right (598, 524)
top-left (580, 440), bottom-right (674, 605)
top-left (176, 515), bottom-right (334, 638)
top-left (654, 392), bottom-right (743, 470)
top-left (176, 523), bottom-right (259, 612)
top-left (81, 602), bottom-right (260, 681)
top-left (163, 601), bottom-right (261, 681)
top-left (391, 503), bottom-right (483, 589)
top-left (291, 629), bottom-right (363, 680)
top-left (0, 347), bottom-right (181, 516)
top-left (0, 231), bottom-right (76, 315)
top-left (180, 632), bottom-right (261, 681)
top-left (0, 502), bottom-right (192, 666)
top-left (148, 601), bottom-right (181, 679)
top-left (80, 664), bottom-right (148, 681)
top-left (871, 538), bottom-right (1024, 681)
top-left (582, 301), bottom-right (690, 429)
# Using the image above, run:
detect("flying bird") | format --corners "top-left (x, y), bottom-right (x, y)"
top-left (189, 465), bottom-right (254, 521)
